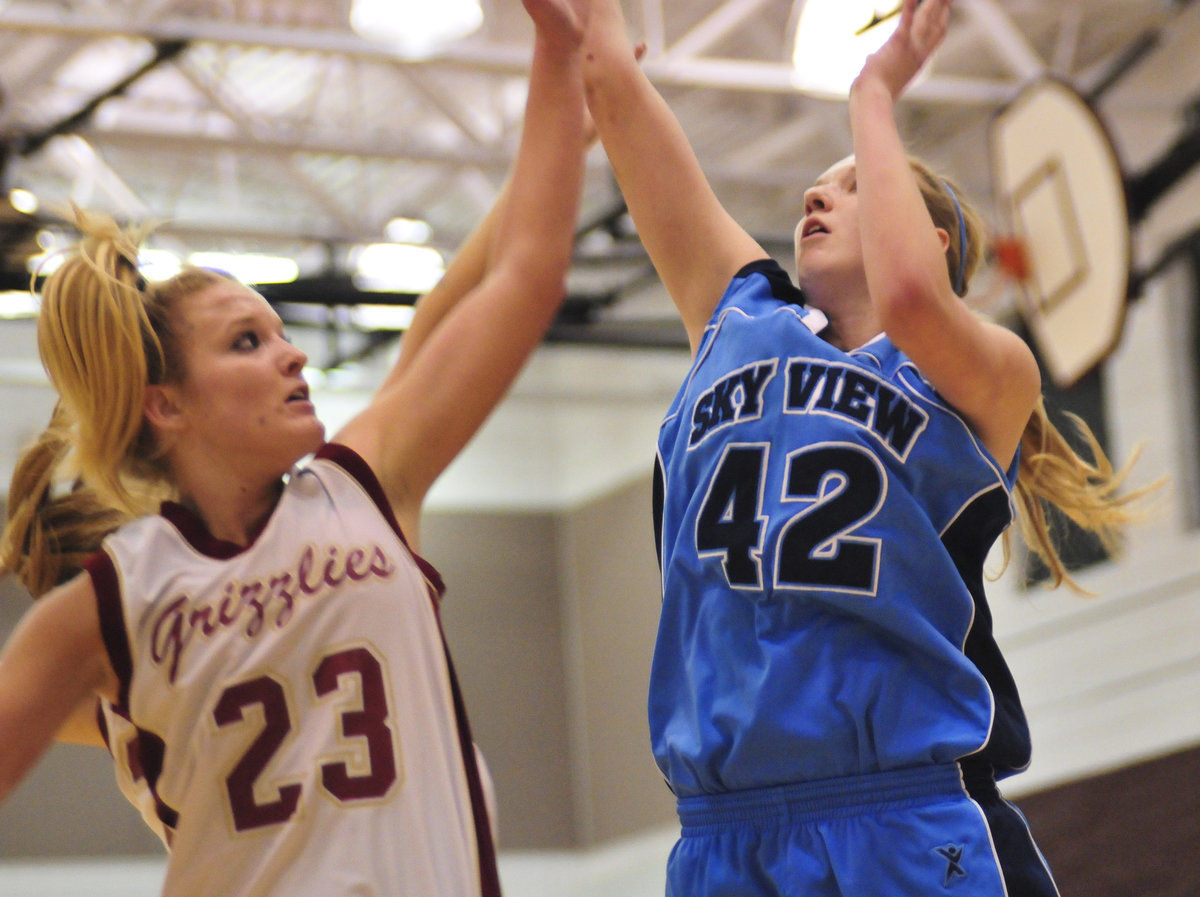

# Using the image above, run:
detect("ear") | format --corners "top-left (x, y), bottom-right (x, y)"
top-left (934, 226), bottom-right (951, 253)
top-left (143, 384), bottom-right (185, 434)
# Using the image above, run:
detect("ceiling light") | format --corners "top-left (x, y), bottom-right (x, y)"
top-left (351, 304), bottom-right (417, 331)
top-left (0, 291), bottom-right (39, 319)
top-left (349, 0), bottom-right (484, 59)
top-left (26, 251), bottom-right (64, 278)
top-left (139, 249), bottom-right (184, 281)
top-left (351, 243), bottom-right (445, 294)
top-left (384, 217), bottom-right (433, 245)
top-left (187, 251), bottom-right (300, 285)
top-left (9, 188), bottom-right (39, 215)
top-left (791, 0), bottom-right (907, 99)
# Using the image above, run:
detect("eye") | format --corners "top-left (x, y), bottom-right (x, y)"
top-left (232, 330), bottom-right (261, 351)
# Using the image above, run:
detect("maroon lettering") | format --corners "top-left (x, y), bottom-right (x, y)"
top-left (271, 573), bottom-right (296, 628)
top-left (297, 545), bottom-right (321, 596)
top-left (150, 596), bottom-right (189, 683)
top-left (345, 548), bottom-right (368, 581)
top-left (322, 546), bottom-right (346, 588)
top-left (190, 605), bottom-right (216, 637)
top-left (218, 583), bottom-right (244, 626)
top-left (242, 583), bottom-right (266, 637)
top-left (369, 547), bottom-right (394, 578)
top-left (145, 543), bottom-right (396, 682)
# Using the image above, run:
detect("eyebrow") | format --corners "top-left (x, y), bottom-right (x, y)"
top-left (814, 165), bottom-right (856, 189)
top-left (220, 314), bottom-right (286, 341)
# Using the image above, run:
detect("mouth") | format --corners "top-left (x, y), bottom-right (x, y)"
top-left (801, 219), bottom-right (829, 239)
top-left (286, 384), bottom-right (311, 403)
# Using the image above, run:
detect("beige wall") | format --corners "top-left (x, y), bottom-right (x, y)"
top-left (555, 480), bottom-right (674, 846)
top-left (420, 478), bottom-right (676, 850)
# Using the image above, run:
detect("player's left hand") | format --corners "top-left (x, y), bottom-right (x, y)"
top-left (857, 0), bottom-right (952, 100)
top-left (523, 0), bottom-right (590, 49)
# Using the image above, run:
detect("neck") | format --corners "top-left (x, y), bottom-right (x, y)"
top-left (799, 266), bottom-right (884, 351)
top-left (169, 451), bottom-right (290, 546)
top-left (804, 283), bottom-right (881, 352)
top-left (176, 481), bottom-right (283, 547)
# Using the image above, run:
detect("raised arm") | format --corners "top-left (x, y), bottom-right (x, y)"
top-left (375, 182), bottom-right (512, 394)
top-left (378, 63), bottom-right (629, 394)
top-left (851, 0), bottom-right (1039, 466)
top-left (0, 574), bottom-right (116, 801)
top-left (335, 0), bottom-right (590, 539)
top-left (582, 0), bottom-right (765, 353)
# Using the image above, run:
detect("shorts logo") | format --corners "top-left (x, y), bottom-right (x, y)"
top-left (935, 844), bottom-right (968, 887)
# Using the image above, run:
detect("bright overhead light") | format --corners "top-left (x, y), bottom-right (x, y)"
top-left (0, 291), bottom-right (39, 319)
top-left (27, 250), bottom-right (65, 278)
top-left (349, 0), bottom-right (483, 58)
top-left (352, 243), bottom-right (445, 294)
top-left (791, 0), bottom-right (910, 99)
top-left (384, 217), bottom-right (433, 245)
top-left (351, 304), bottom-right (417, 331)
top-left (187, 251), bottom-right (300, 285)
top-left (139, 249), bottom-right (183, 281)
top-left (9, 188), bottom-right (39, 215)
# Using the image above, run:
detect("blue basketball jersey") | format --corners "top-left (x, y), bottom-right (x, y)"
top-left (651, 260), bottom-right (1031, 798)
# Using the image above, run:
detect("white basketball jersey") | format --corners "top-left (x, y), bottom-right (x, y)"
top-left (98, 699), bottom-right (171, 848)
top-left (87, 444), bottom-right (498, 897)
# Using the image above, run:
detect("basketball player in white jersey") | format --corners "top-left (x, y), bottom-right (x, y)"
top-left (0, 1), bottom-right (588, 894)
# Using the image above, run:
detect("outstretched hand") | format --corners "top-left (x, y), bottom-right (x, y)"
top-left (857, 0), bottom-right (952, 100)
top-left (522, 0), bottom-right (589, 48)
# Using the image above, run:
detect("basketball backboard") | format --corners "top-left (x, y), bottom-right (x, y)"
top-left (989, 77), bottom-right (1131, 389)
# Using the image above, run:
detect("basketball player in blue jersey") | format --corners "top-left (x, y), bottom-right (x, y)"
top-left (0, 0), bottom-right (588, 894)
top-left (583, 0), bottom-right (1151, 895)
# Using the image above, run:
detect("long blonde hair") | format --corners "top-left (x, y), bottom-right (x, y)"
top-left (910, 159), bottom-right (1156, 593)
top-left (1, 209), bottom-right (231, 594)
top-left (0, 403), bottom-right (128, 596)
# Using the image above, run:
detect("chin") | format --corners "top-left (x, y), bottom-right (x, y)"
top-left (278, 422), bottom-right (326, 467)
top-left (302, 422), bottom-right (327, 454)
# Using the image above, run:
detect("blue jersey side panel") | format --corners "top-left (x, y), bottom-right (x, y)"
top-left (651, 259), bottom-right (1029, 797)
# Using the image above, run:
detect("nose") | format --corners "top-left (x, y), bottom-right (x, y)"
top-left (280, 337), bottom-right (308, 374)
top-left (804, 184), bottom-right (830, 217)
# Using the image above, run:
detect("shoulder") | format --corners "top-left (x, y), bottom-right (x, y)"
top-left (704, 259), bottom-right (828, 342)
top-left (303, 444), bottom-right (399, 522)
top-left (721, 259), bottom-right (803, 309)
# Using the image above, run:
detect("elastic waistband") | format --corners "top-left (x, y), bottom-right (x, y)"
top-left (676, 763), bottom-right (968, 834)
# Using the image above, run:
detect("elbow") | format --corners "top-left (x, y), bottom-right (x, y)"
top-left (874, 271), bottom-right (945, 336)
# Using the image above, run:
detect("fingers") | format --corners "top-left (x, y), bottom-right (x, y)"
top-left (522, 0), bottom-right (588, 44)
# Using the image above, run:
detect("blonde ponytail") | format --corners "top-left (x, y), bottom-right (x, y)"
top-left (0, 404), bottom-right (128, 596)
top-left (36, 208), bottom-right (167, 515)
top-left (1000, 397), bottom-right (1160, 594)
top-left (3, 209), bottom-right (231, 596)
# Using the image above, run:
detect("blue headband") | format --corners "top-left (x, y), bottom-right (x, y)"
top-left (942, 180), bottom-right (967, 295)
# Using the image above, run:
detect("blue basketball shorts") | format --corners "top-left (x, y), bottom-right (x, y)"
top-left (667, 763), bottom-right (1060, 897)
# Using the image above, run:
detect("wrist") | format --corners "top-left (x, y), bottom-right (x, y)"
top-left (848, 73), bottom-right (899, 114)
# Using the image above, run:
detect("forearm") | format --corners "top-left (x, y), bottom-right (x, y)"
top-left (490, 34), bottom-right (586, 294)
top-left (0, 577), bottom-right (114, 801)
top-left (850, 76), bottom-right (952, 326)
top-left (581, 0), bottom-right (764, 347)
top-left (385, 181), bottom-right (512, 386)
